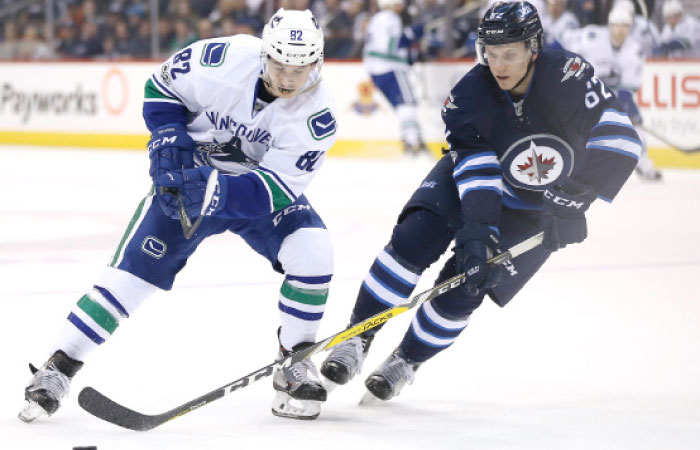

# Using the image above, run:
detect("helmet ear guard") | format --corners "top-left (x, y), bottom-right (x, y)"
top-left (475, 1), bottom-right (543, 66)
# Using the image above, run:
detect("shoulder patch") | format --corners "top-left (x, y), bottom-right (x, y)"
top-left (307, 109), bottom-right (337, 140)
top-left (561, 56), bottom-right (588, 82)
top-left (200, 42), bottom-right (230, 67)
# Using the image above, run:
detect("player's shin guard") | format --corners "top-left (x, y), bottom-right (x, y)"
top-left (349, 209), bottom-right (453, 332)
top-left (350, 245), bottom-right (423, 331)
top-left (398, 257), bottom-right (483, 363)
top-left (51, 267), bottom-right (156, 362)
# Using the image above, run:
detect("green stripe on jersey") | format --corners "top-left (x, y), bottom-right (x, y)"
top-left (110, 195), bottom-right (149, 267)
top-left (280, 281), bottom-right (328, 306)
top-left (144, 79), bottom-right (178, 101)
top-left (77, 295), bottom-right (119, 334)
top-left (254, 170), bottom-right (293, 211)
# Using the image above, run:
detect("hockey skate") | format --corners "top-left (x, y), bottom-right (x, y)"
top-left (361, 348), bottom-right (420, 404)
top-left (320, 335), bottom-right (374, 390)
top-left (272, 343), bottom-right (327, 420)
top-left (18, 350), bottom-right (83, 422)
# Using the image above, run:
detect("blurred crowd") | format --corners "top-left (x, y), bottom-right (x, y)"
top-left (0, 0), bottom-right (697, 60)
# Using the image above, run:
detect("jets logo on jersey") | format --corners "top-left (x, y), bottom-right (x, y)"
top-left (500, 134), bottom-right (574, 191)
top-left (307, 108), bottom-right (336, 140)
top-left (201, 42), bottom-right (229, 67)
top-left (442, 94), bottom-right (457, 114)
top-left (561, 56), bottom-right (587, 82)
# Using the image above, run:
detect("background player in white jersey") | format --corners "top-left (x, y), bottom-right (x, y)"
top-left (613, 0), bottom-right (661, 52)
top-left (540, 0), bottom-right (580, 47)
top-left (19, 9), bottom-right (337, 422)
top-left (363, 0), bottom-right (429, 156)
top-left (654, 0), bottom-right (700, 58)
top-left (563, 5), bottom-right (662, 180)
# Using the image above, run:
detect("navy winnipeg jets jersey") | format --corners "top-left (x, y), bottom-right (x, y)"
top-left (441, 48), bottom-right (640, 228)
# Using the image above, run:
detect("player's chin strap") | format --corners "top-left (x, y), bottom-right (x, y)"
top-left (509, 53), bottom-right (537, 94)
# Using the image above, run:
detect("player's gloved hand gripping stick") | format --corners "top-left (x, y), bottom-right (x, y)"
top-left (158, 167), bottom-right (221, 239)
top-left (77, 231), bottom-right (543, 431)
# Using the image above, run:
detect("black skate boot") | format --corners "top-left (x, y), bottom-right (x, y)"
top-left (321, 334), bottom-right (374, 386)
top-left (362, 348), bottom-right (420, 403)
top-left (272, 342), bottom-right (327, 420)
top-left (18, 350), bottom-right (83, 422)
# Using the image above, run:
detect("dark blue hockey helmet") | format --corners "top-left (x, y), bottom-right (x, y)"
top-left (476, 1), bottom-right (543, 65)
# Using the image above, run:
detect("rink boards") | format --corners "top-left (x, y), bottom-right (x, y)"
top-left (0, 59), bottom-right (698, 167)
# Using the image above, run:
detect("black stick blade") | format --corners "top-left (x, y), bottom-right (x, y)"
top-left (78, 387), bottom-right (163, 431)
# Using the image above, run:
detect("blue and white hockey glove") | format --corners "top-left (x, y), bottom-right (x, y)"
top-left (156, 166), bottom-right (227, 219)
top-left (540, 180), bottom-right (597, 251)
top-left (454, 222), bottom-right (504, 296)
top-left (147, 123), bottom-right (195, 184)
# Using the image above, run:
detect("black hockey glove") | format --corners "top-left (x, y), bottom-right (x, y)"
top-left (540, 180), bottom-right (597, 251)
top-left (148, 123), bottom-right (195, 184)
top-left (157, 166), bottom-right (226, 219)
top-left (454, 222), bottom-right (504, 296)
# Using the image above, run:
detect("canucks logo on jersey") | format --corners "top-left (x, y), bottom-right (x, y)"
top-left (307, 109), bottom-right (336, 141)
top-left (500, 134), bottom-right (574, 191)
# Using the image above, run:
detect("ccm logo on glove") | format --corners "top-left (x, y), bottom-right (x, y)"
top-left (542, 189), bottom-right (588, 209)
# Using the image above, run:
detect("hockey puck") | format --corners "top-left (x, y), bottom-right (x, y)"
top-left (73, 447), bottom-right (97, 450)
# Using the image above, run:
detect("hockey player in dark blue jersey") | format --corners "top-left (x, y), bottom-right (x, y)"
top-left (320, 1), bottom-right (640, 402)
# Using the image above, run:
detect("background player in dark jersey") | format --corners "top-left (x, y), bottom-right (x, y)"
top-left (320, 1), bottom-right (640, 402)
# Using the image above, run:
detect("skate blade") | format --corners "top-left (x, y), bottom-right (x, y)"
top-left (359, 390), bottom-right (383, 406)
top-left (271, 391), bottom-right (321, 420)
top-left (18, 400), bottom-right (48, 423)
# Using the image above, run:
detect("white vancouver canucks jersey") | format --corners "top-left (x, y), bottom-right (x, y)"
top-left (562, 25), bottom-right (644, 91)
top-left (144, 34), bottom-right (337, 206)
top-left (363, 10), bottom-right (409, 75)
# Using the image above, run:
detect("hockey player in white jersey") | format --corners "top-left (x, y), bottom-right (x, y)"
top-left (612, 0), bottom-right (661, 53)
top-left (540, 0), bottom-right (580, 46)
top-left (363, 0), bottom-right (429, 156)
top-left (655, 0), bottom-right (700, 58)
top-left (563, 5), bottom-right (662, 180)
top-left (19, 9), bottom-right (337, 422)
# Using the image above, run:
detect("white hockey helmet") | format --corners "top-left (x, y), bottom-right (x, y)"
top-left (663, 0), bottom-right (683, 19)
top-left (377, 0), bottom-right (404, 9)
top-left (261, 8), bottom-right (324, 67)
top-left (608, 6), bottom-right (634, 25)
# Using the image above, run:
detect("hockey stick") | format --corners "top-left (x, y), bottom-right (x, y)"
top-left (639, 125), bottom-right (700, 154)
top-left (78, 231), bottom-right (544, 431)
top-left (159, 168), bottom-right (220, 239)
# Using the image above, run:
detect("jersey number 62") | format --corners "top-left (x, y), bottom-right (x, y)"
top-left (584, 76), bottom-right (613, 109)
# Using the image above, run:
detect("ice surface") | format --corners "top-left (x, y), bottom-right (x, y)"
top-left (2, 146), bottom-right (700, 449)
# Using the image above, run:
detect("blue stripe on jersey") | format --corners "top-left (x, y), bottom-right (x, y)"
top-left (278, 302), bottom-right (324, 321)
top-left (368, 269), bottom-right (411, 298)
top-left (592, 120), bottom-right (636, 131)
top-left (414, 310), bottom-right (463, 341)
top-left (286, 274), bottom-right (333, 284)
top-left (370, 261), bottom-right (415, 296)
top-left (590, 123), bottom-right (640, 141)
top-left (68, 312), bottom-right (105, 345)
top-left (453, 151), bottom-right (500, 175)
top-left (257, 166), bottom-right (297, 201)
top-left (94, 285), bottom-right (129, 318)
top-left (361, 281), bottom-right (395, 308)
top-left (374, 257), bottom-right (416, 288)
top-left (587, 135), bottom-right (642, 160)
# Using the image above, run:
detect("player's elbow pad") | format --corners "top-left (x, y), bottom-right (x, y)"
top-left (218, 173), bottom-right (273, 219)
